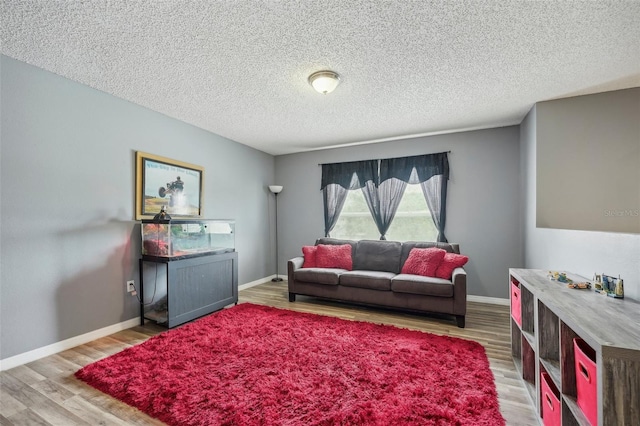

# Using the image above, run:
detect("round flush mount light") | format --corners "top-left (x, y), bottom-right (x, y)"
top-left (308, 70), bottom-right (340, 94)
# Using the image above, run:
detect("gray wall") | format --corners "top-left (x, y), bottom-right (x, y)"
top-left (0, 56), bottom-right (276, 359)
top-left (521, 100), bottom-right (639, 301)
top-left (5, 53), bottom-right (633, 362)
top-left (275, 127), bottom-right (523, 299)
top-left (536, 88), bottom-right (640, 233)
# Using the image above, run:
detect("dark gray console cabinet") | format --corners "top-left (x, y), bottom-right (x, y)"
top-left (139, 251), bottom-right (238, 328)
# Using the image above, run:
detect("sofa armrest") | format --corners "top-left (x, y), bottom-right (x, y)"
top-left (288, 256), bottom-right (304, 273)
top-left (452, 267), bottom-right (467, 315)
top-left (287, 257), bottom-right (304, 298)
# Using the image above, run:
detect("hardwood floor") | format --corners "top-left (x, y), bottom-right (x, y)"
top-left (0, 281), bottom-right (539, 425)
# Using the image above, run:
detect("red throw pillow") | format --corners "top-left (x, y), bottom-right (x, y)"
top-left (301, 246), bottom-right (318, 268)
top-left (315, 244), bottom-right (353, 270)
top-left (401, 248), bottom-right (446, 277)
top-left (435, 253), bottom-right (469, 280)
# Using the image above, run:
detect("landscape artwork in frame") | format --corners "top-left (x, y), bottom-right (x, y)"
top-left (135, 151), bottom-right (204, 220)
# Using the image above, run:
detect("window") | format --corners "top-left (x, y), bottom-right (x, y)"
top-left (385, 184), bottom-right (437, 241)
top-left (330, 189), bottom-right (379, 240)
top-left (322, 152), bottom-right (449, 242)
top-left (331, 184), bottom-right (438, 241)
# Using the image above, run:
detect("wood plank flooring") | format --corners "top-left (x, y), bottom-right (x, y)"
top-left (0, 281), bottom-right (539, 425)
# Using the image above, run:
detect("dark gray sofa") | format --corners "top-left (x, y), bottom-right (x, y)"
top-left (287, 238), bottom-right (467, 327)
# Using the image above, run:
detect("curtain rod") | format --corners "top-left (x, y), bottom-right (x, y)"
top-left (317, 151), bottom-right (451, 166)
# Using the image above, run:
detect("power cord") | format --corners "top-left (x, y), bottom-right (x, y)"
top-left (134, 209), bottom-right (170, 306)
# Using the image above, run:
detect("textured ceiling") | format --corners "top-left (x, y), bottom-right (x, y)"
top-left (2, 1), bottom-right (639, 155)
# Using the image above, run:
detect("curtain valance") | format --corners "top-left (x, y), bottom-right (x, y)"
top-left (379, 152), bottom-right (449, 184)
top-left (321, 152), bottom-right (449, 189)
top-left (320, 160), bottom-right (377, 190)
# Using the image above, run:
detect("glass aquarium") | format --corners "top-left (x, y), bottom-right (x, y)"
top-left (141, 219), bottom-right (235, 259)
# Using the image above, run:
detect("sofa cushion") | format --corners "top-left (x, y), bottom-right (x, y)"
top-left (339, 270), bottom-right (395, 291)
top-left (435, 253), bottom-right (469, 280)
top-left (400, 242), bottom-right (459, 270)
top-left (294, 268), bottom-right (345, 285)
top-left (401, 248), bottom-right (446, 277)
top-left (316, 237), bottom-right (357, 257)
top-left (316, 244), bottom-right (353, 270)
top-left (353, 240), bottom-right (402, 273)
top-left (301, 245), bottom-right (318, 268)
top-left (391, 274), bottom-right (454, 297)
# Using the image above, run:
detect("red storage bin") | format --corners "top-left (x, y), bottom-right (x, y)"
top-left (541, 372), bottom-right (561, 426)
top-left (574, 338), bottom-right (598, 426)
top-left (510, 281), bottom-right (522, 326)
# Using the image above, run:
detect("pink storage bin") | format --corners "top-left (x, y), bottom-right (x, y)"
top-left (574, 338), bottom-right (598, 425)
top-left (541, 372), bottom-right (561, 426)
top-left (510, 281), bottom-right (522, 326)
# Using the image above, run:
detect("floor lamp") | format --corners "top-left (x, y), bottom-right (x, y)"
top-left (269, 185), bottom-right (284, 282)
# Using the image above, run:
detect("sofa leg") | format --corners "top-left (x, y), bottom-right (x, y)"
top-left (456, 315), bottom-right (465, 328)
top-left (289, 292), bottom-right (296, 302)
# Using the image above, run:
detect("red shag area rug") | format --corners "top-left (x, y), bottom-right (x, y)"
top-left (76, 303), bottom-right (505, 425)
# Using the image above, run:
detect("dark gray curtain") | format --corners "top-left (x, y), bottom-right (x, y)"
top-left (379, 152), bottom-right (449, 184)
top-left (321, 160), bottom-right (377, 189)
top-left (321, 153), bottom-right (449, 241)
top-left (420, 175), bottom-right (448, 242)
top-left (380, 152), bottom-right (449, 242)
top-left (322, 184), bottom-right (348, 237)
top-left (321, 160), bottom-right (377, 237)
top-left (361, 178), bottom-right (407, 240)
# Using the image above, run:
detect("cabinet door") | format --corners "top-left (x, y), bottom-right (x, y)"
top-left (167, 252), bottom-right (238, 327)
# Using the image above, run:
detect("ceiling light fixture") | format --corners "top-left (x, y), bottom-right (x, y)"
top-left (308, 70), bottom-right (340, 94)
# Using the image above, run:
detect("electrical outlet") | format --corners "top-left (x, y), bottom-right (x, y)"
top-left (126, 280), bottom-right (135, 293)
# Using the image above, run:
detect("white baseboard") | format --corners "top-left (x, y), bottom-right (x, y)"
top-left (4, 278), bottom-right (497, 371)
top-left (1, 277), bottom-right (280, 372)
top-left (0, 317), bottom-right (140, 372)
top-left (238, 275), bottom-right (279, 291)
top-left (238, 279), bottom-right (509, 306)
top-left (468, 295), bottom-right (510, 306)
top-left (239, 279), bottom-right (510, 307)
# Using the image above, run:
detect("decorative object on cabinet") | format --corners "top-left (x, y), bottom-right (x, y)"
top-left (509, 269), bottom-right (640, 425)
top-left (596, 274), bottom-right (624, 299)
top-left (269, 185), bottom-right (284, 282)
top-left (566, 281), bottom-right (591, 290)
top-left (593, 273), bottom-right (603, 291)
top-left (152, 204), bottom-right (171, 221)
top-left (135, 151), bottom-right (204, 220)
top-left (547, 270), bottom-right (573, 284)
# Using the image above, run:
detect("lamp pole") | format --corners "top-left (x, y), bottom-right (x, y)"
top-left (269, 185), bottom-right (284, 282)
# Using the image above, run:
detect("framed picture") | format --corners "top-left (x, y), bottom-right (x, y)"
top-left (135, 151), bottom-right (204, 220)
